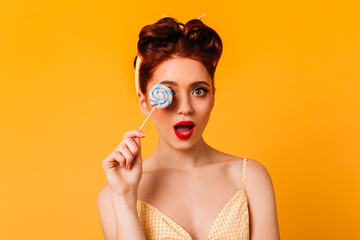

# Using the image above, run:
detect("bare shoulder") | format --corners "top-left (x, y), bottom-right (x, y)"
top-left (244, 158), bottom-right (276, 201)
top-left (96, 183), bottom-right (116, 240)
top-left (244, 158), bottom-right (281, 240)
top-left (245, 158), bottom-right (273, 185)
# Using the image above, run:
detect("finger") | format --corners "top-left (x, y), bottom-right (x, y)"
top-left (102, 156), bottom-right (116, 170)
top-left (113, 147), bottom-right (129, 169)
top-left (113, 151), bottom-right (126, 168)
top-left (102, 152), bottom-right (124, 169)
top-left (117, 145), bottom-right (134, 167)
top-left (115, 138), bottom-right (138, 155)
top-left (122, 137), bottom-right (139, 157)
top-left (123, 130), bottom-right (146, 140)
top-left (131, 137), bottom-right (143, 169)
top-left (115, 130), bottom-right (145, 152)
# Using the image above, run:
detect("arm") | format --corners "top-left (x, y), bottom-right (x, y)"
top-left (246, 159), bottom-right (281, 240)
top-left (97, 183), bottom-right (146, 240)
top-left (97, 130), bottom-right (146, 240)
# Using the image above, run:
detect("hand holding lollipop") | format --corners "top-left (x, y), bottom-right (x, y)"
top-left (101, 83), bottom-right (173, 196)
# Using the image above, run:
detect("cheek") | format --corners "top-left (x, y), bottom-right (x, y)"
top-left (203, 95), bottom-right (214, 109)
top-left (151, 109), bottom-right (171, 125)
top-left (196, 101), bottom-right (214, 118)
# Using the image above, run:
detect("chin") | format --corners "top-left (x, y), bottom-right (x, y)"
top-left (170, 136), bottom-right (203, 151)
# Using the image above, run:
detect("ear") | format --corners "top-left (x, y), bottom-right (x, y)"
top-left (138, 92), bottom-right (150, 115)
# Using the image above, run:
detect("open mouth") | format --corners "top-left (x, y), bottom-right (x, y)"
top-left (173, 121), bottom-right (195, 139)
top-left (174, 125), bottom-right (194, 133)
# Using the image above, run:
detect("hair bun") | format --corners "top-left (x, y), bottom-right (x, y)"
top-left (138, 18), bottom-right (183, 57)
top-left (185, 20), bottom-right (217, 49)
top-left (184, 19), bottom-right (222, 65)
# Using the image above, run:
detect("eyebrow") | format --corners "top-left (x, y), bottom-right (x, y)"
top-left (160, 80), bottom-right (210, 87)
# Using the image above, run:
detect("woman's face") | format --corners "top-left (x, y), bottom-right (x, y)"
top-left (140, 57), bottom-right (215, 150)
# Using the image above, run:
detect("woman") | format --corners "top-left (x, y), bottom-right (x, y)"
top-left (97, 16), bottom-right (280, 240)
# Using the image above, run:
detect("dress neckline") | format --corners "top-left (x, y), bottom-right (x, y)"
top-left (137, 189), bottom-right (248, 240)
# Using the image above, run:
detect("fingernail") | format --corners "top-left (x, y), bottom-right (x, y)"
top-left (140, 132), bottom-right (146, 136)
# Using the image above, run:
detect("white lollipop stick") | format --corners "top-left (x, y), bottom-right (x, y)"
top-left (139, 105), bottom-right (157, 131)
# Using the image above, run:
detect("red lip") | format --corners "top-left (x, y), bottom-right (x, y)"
top-left (173, 121), bottom-right (195, 140)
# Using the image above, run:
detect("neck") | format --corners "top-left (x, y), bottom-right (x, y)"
top-left (149, 136), bottom-right (216, 171)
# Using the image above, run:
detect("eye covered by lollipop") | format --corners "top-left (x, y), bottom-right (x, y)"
top-left (138, 84), bottom-right (173, 130)
top-left (149, 84), bottom-right (173, 109)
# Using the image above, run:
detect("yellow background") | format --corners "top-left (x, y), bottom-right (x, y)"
top-left (1, 0), bottom-right (359, 239)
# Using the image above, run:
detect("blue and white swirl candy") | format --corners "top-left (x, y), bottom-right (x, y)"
top-left (149, 84), bottom-right (173, 108)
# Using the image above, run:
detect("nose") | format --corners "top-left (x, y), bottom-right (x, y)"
top-left (176, 94), bottom-right (194, 115)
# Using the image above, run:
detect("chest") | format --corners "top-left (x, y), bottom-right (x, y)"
top-left (137, 167), bottom-right (244, 239)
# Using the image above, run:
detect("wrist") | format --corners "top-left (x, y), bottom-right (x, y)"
top-left (111, 191), bottom-right (138, 207)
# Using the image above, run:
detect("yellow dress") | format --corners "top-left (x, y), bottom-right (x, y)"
top-left (136, 158), bottom-right (249, 240)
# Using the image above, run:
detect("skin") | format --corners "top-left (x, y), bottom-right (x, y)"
top-left (97, 57), bottom-right (281, 240)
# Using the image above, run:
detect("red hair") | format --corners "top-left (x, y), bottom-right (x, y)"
top-left (134, 17), bottom-right (223, 94)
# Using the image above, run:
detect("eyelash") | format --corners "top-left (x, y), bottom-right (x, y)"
top-left (193, 87), bottom-right (208, 96)
top-left (169, 87), bottom-right (209, 97)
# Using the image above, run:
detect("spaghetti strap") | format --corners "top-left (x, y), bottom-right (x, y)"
top-left (241, 158), bottom-right (248, 191)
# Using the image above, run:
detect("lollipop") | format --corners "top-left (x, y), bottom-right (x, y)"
top-left (139, 84), bottom-right (173, 130)
top-left (149, 84), bottom-right (173, 108)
